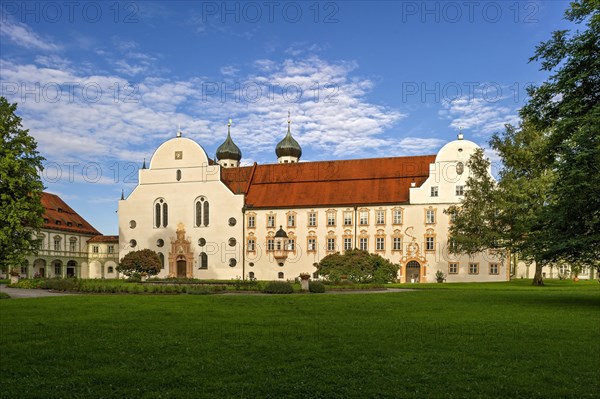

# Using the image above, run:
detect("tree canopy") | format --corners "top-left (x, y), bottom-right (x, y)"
top-left (0, 97), bottom-right (45, 272)
top-left (317, 249), bottom-right (399, 283)
top-left (117, 249), bottom-right (162, 278)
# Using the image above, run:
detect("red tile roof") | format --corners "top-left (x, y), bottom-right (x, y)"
top-left (221, 155), bottom-right (435, 208)
top-left (41, 192), bottom-right (100, 235)
top-left (87, 235), bottom-right (119, 243)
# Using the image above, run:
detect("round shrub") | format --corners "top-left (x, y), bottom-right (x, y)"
top-left (262, 281), bottom-right (293, 294)
top-left (309, 281), bottom-right (326, 293)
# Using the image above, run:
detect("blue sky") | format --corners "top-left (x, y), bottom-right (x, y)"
top-left (1, 1), bottom-right (571, 234)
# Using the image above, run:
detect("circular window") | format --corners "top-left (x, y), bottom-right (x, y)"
top-left (159, 199), bottom-right (164, 203)
top-left (228, 217), bottom-right (236, 226)
top-left (229, 258), bottom-right (237, 267)
top-left (228, 237), bottom-right (236, 247)
top-left (458, 148), bottom-right (463, 152)
top-left (198, 238), bottom-right (206, 247)
top-left (278, 262), bottom-right (284, 267)
top-left (129, 220), bottom-right (136, 229)
top-left (249, 262), bottom-right (254, 267)
top-left (200, 197), bottom-right (205, 202)
top-left (456, 162), bottom-right (464, 175)
top-left (157, 239), bottom-right (164, 247)
top-left (129, 239), bottom-right (137, 248)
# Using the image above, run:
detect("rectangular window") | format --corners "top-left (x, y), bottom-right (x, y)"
top-left (287, 239), bottom-right (295, 251)
top-left (54, 264), bottom-right (61, 275)
top-left (343, 211), bottom-right (353, 226)
top-left (376, 210), bottom-right (385, 225)
top-left (426, 209), bottom-right (435, 224)
top-left (54, 239), bottom-right (61, 251)
top-left (359, 237), bottom-right (368, 251)
top-left (393, 237), bottom-right (402, 251)
top-left (21, 266), bottom-right (27, 274)
top-left (107, 245), bottom-right (114, 254)
top-left (267, 239), bottom-right (274, 251)
top-left (359, 211), bottom-right (369, 225)
top-left (307, 238), bottom-right (316, 252)
top-left (489, 263), bottom-right (499, 275)
top-left (287, 214), bottom-right (295, 228)
top-left (92, 245), bottom-right (99, 254)
top-left (376, 237), bottom-right (385, 251)
top-left (469, 263), bottom-right (479, 275)
top-left (247, 239), bottom-right (255, 252)
top-left (448, 238), bottom-right (457, 252)
top-left (267, 215), bottom-right (275, 228)
top-left (308, 212), bottom-right (317, 227)
top-left (344, 237), bottom-right (352, 251)
top-left (431, 186), bottom-right (439, 197)
top-left (449, 263), bottom-right (458, 274)
top-left (327, 212), bottom-right (336, 226)
top-left (426, 237), bottom-right (435, 251)
top-left (327, 238), bottom-right (336, 252)
top-left (393, 209), bottom-right (402, 225)
top-left (248, 215), bottom-right (255, 228)
top-left (69, 241), bottom-right (76, 252)
top-left (456, 185), bottom-right (464, 196)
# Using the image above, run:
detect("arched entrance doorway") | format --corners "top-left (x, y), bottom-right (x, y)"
top-left (67, 260), bottom-right (77, 277)
top-left (34, 259), bottom-right (46, 277)
top-left (406, 260), bottom-right (421, 283)
top-left (176, 257), bottom-right (187, 278)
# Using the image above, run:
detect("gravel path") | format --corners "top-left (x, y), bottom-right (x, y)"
top-left (0, 284), bottom-right (78, 299)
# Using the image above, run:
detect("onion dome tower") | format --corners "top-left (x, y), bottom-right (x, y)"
top-left (275, 112), bottom-right (302, 163)
top-left (216, 118), bottom-right (242, 168)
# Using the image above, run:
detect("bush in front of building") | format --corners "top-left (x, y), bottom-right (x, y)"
top-left (262, 281), bottom-right (294, 294)
top-left (317, 250), bottom-right (399, 284)
top-left (308, 281), bottom-right (326, 293)
top-left (117, 249), bottom-right (162, 278)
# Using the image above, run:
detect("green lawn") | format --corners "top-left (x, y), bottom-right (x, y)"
top-left (1, 281), bottom-right (598, 398)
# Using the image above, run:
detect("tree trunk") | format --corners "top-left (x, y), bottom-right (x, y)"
top-left (532, 261), bottom-right (545, 286)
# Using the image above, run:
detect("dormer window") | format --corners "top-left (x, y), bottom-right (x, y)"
top-left (66, 222), bottom-right (72, 227)
top-left (55, 220), bottom-right (61, 225)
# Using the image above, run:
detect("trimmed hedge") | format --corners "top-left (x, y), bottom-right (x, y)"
top-left (308, 281), bottom-right (326, 293)
top-left (262, 281), bottom-right (293, 294)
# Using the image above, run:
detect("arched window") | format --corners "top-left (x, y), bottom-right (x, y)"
top-left (248, 271), bottom-right (255, 279)
top-left (278, 272), bottom-right (284, 279)
top-left (199, 252), bottom-right (208, 269)
top-left (194, 197), bottom-right (209, 227)
top-left (154, 199), bottom-right (168, 228)
top-left (176, 169), bottom-right (182, 181)
top-left (203, 201), bottom-right (209, 226)
top-left (107, 266), bottom-right (114, 273)
top-left (158, 253), bottom-right (165, 269)
top-left (155, 202), bottom-right (161, 228)
top-left (196, 201), bottom-right (202, 227)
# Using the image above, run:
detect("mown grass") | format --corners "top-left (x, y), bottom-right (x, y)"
top-left (0, 281), bottom-right (598, 398)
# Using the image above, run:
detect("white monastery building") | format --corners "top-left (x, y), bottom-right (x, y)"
top-left (117, 117), bottom-right (508, 282)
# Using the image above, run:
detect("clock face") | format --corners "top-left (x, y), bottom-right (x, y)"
top-left (175, 151), bottom-right (183, 160)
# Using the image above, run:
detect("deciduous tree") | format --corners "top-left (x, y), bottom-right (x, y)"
top-left (0, 97), bottom-right (45, 273)
top-left (117, 249), bottom-right (162, 278)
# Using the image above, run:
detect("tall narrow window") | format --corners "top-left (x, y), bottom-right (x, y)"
top-left (199, 252), bottom-right (208, 269)
top-left (359, 237), bottom-right (368, 251)
top-left (158, 253), bottom-right (165, 269)
top-left (155, 199), bottom-right (167, 228)
top-left (343, 211), bottom-right (353, 226)
top-left (203, 201), bottom-right (209, 226)
top-left (196, 201), bottom-right (202, 227)
top-left (163, 203), bottom-right (168, 227)
top-left (155, 203), bottom-right (161, 228)
top-left (176, 170), bottom-right (182, 181)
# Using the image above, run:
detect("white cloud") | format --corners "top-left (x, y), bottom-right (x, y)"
top-left (0, 18), bottom-right (60, 51)
top-left (439, 96), bottom-right (520, 136)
